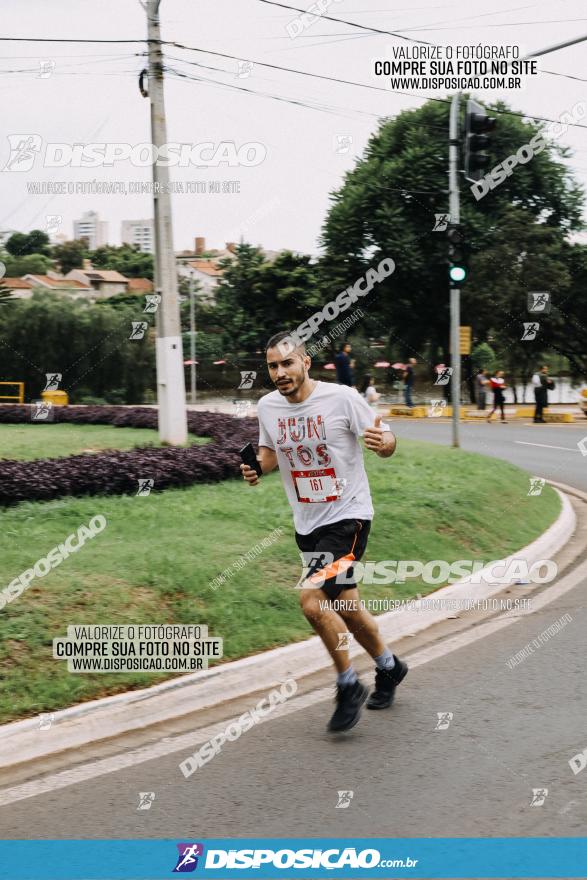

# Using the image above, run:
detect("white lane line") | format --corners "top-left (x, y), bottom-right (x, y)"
top-left (0, 559), bottom-right (586, 807)
top-left (515, 440), bottom-right (580, 452)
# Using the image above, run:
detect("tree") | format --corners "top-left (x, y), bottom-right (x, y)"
top-left (320, 97), bottom-right (583, 364)
top-left (464, 206), bottom-right (570, 399)
top-left (0, 278), bottom-right (14, 306)
top-left (539, 242), bottom-right (587, 378)
top-left (90, 244), bottom-right (154, 279)
top-left (471, 342), bottom-right (496, 373)
top-left (53, 239), bottom-right (89, 274)
top-left (0, 252), bottom-right (53, 276)
top-left (5, 230), bottom-right (51, 257)
top-left (197, 244), bottom-right (266, 355)
top-left (0, 292), bottom-right (155, 403)
top-left (200, 244), bottom-right (330, 358)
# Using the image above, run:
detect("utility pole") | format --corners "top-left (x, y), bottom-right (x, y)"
top-left (145, 0), bottom-right (187, 444)
top-left (448, 92), bottom-right (461, 449)
top-left (189, 269), bottom-right (196, 404)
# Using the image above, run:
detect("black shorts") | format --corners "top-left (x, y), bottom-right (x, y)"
top-left (295, 518), bottom-right (371, 600)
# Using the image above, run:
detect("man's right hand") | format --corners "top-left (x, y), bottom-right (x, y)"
top-left (240, 463), bottom-right (260, 486)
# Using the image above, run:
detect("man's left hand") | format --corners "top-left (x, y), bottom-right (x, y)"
top-left (364, 415), bottom-right (396, 458)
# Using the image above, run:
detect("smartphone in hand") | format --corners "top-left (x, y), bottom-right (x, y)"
top-left (239, 442), bottom-right (262, 477)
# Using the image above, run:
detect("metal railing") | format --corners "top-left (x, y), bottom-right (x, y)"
top-left (0, 381), bottom-right (24, 403)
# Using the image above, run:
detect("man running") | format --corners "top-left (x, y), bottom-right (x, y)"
top-left (240, 331), bottom-right (408, 733)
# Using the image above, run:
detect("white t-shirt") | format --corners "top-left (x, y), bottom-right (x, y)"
top-left (257, 381), bottom-right (377, 535)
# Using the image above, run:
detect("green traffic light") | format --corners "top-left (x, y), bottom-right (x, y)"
top-left (449, 266), bottom-right (467, 283)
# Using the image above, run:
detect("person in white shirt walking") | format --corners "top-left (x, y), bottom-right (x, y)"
top-left (240, 331), bottom-right (408, 733)
top-left (360, 374), bottom-right (381, 407)
top-left (532, 365), bottom-right (554, 423)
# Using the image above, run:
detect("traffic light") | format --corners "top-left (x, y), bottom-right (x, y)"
top-left (464, 98), bottom-right (496, 182)
top-left (447, 224), bottom-right (467, 284)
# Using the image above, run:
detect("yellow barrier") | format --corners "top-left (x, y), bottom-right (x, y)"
top-left (0, 381), bottom-right (24, 403)
top-left (388, 405), bottom-right (428, 418)
top-left (41, 390), bottom-right (69, 406)
top-left (543, 412), bottom-right (574, 423)
top-left (389, 404), bottom-right (576, 422)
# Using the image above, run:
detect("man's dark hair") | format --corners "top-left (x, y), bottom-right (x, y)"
top-left (265, 331), bottom-right (306, 354)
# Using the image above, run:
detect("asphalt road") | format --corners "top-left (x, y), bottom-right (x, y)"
top-left (0, 419), bottom-right (585, 845)
top-left (390, 417), bottom-right (587, 492)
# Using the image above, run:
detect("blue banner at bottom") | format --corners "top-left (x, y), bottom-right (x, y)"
top-left (0, 838), bottom-right (586, 879)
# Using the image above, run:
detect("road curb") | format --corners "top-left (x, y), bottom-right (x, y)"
top-left (0, 487), bottom-right (576, 771)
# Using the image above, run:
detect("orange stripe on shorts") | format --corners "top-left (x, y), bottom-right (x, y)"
top-left (308, 552), bottom-right (355, 585)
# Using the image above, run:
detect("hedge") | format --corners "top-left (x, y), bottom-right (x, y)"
top-left (0, 406), bottom-right (258, 505)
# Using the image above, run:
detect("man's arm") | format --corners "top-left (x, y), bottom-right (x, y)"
top-left (363, 415), bottom-right (397, 458)
top-left (345, 390), bottom-right (397, 459)
top-left (258, 446), bottom-right (278, 473)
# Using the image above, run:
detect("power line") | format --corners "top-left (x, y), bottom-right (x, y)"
top-left (1, 29), bottom-right (582, 87)
top-left (390, 2), bottom-right (541, 35)
top-left (397, 17), bottom-right (587, 31)
top-left (164, 55), bottom-right (450, 132)
top-left (541, 68), bottom-right (587, 83)
top-left (0, 37), bottom-right (146, 44)
top-left (164, 65), bottom-right (385, 119)
top-left (166, 45), bottom-right (397, 95)
top-left (1, 28), bottom-right (585, 129)
top-left (0, 53), bottom-right (145, 75)
top-left (254, 0), bottom-right (435, 45)
top-left (164, 43), bottom-right (587, 132)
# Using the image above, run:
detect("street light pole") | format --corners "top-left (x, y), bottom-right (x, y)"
top-left (189, 270), bottom-right (196, 404)
top-left (523, 32), bottom-right (587, 59)
top-left (145, 0), bottom-right (187, 444)
top-left (449, 92), bottom-right (461, 449)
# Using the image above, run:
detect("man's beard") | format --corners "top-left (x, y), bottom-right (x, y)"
top-left (275, 368), bottom-right (305, 396)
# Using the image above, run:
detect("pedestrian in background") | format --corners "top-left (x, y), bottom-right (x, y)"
top-left (403, 358), bottom-right (417, 408)
top-left (335, 342), bottom-right (354, 387)
top-left (532, 365), bottom-right (554, 423)
top-left (475, 368), bottom-right (489, 410)
top-left (487, 370), bottom-right (507, 423)
top-left (360, 374), bottom-right (381, 408)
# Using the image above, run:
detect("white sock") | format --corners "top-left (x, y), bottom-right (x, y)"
top-left (337, 666), bottom-right (358, 687)
top-left (375, 648), bottom-right (396, 670)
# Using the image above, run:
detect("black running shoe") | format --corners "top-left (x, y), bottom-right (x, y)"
top-left (366, 657), bottom-right (408, 710)
top-left (328, 679), bottom-right (368, 732)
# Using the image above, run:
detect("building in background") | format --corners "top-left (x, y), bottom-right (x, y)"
top-left (121, 219), bottom-right (154, 253)
top-left (175, 237), bottom-right (232, 301)
top-left (176, 260), bottom-right (223, 299)
top-left (66, 260), bottom-right (127, 296)
top-left (21, 273), bottom-right (92, 300)
top-left (0, 278), bottom-right (34, 300)
top-left (73, 211), bottom-right (108, 250)
top-left (126, 277), bottom-right (154, 294)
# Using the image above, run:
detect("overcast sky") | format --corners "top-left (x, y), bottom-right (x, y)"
top-left (1, 0), bottom-right (586, 255)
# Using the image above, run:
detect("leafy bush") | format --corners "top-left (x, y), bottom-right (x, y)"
top-left (0, 406), bottom-right (258, 506)
top-left (76, 394), bottom-right (110, 406)
top-left (0, 292), bottom-right (155, 404)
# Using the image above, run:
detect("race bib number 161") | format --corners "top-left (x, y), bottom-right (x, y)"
top-left (292, 468), bottom-right (341, 503)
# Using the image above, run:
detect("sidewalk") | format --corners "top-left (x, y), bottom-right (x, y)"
top-left (186, 398), bottom-right (583, 420)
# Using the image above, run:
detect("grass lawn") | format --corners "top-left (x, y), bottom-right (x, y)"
top-left (0, 423), bottom-right (206, 460)
top-left (0, 437), bottom-right (560, 723)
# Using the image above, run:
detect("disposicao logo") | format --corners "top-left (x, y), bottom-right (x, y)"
top-left (173, 843), bottom-right (204, 872)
